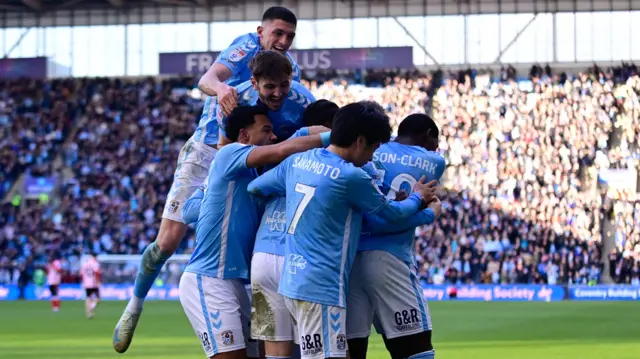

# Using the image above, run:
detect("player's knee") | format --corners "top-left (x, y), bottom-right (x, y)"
top-left (346, 337), bottom-right (368, 359)
top-left (384, 331), bottom-right (433, 359)
top-left (156, 218), bottom-right (188, 253)
top-left (264, 341), bottom-right (292, 357)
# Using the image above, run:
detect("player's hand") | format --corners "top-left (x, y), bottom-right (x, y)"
top-left (218, 85), bottom-right (238, 116)
top-left (413, 176), bottom-right (438, 207)
top-left (394, 190), bottom-right (408, 201)
top-left (306, 125), bottom-right (331, 135)
top-left (428, 196), bottom-right (442, 218)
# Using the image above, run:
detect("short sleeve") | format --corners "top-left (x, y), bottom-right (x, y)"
top-left (214, 34), bottom-right (259, 77)
top-left (216, 143), bottom-right (258, 177)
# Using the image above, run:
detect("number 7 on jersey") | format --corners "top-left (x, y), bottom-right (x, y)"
top-left (287, 183), bottom-right (316, 235)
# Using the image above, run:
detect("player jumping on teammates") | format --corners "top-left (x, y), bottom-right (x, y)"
top-left (178, 105), bottom-right (330, 359)
top-left (250, 100), bottom-right (339, 359)
top-left (113, 12), bottom-right (305, 350)
top-left (247, 102), bottom-right (437, 359)
top-left (81, 252), bottom-right (102, 319)
top-left (346, 114), bottom-right (446, 359)
top-left (198, 6), bottom-right (300, 115)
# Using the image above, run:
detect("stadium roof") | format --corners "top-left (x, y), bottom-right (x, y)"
top-left (1, 0), bottom-right (640, 27)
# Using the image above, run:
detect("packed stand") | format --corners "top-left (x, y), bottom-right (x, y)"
top-left (0, 79), bottom-right (84, 285)
top-left (0, 78), bottom-right (201, 285)
top-left (0, 79), bottom-right (78, 199)
top-left (3, 65), bottom-right (640, 286)
top-left (590, 66), bottom-right (640, 284)
top-left (414, 66), bottom-right (638, 285)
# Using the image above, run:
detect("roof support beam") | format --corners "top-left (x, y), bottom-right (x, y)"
top-left (21, 0), bottom-right (43, 12)
top-left (106, 0), bottom-right (124, 7)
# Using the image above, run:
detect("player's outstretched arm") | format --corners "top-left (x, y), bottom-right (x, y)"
top-left (181, 187), bottom-right (205, 225)
top-left (245, 132), bottom-right (331, 168)
top-left (363, 207), bottom-right (436, 234)
top-left (247, 160), bottom-right (288, 198)
top-left (348, 170), bottom-right (426, 222)
top-left (362, 197), bottom-right (441, 234)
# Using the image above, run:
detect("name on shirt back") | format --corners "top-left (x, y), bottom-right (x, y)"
top-left (373, 152), bottom-right (438, 175)
top-left (292, 157), bottom-right (341, 179)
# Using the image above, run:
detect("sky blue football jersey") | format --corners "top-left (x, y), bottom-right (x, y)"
top-left (253, 127), bottom-right (310, 257)
top-left (358, 142), bottom-right (446, 264)
top-left (193, 32), bottom-right (301, 145)
top-left (247, 148), bottom-right (424, 307)
top-left (184, 143), bottom-right (263, 280)
top-left (215, 80), bottom-right (315, 143)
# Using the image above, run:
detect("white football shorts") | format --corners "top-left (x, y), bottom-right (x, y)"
top-left (346, 250), bottom-right (432, 340)
top-left (162, 136), bottom-right (217, 223)
top-left (179, 272), bottom-right (258, 358)
top-left (284, 297), bottom-right (347, 359)
top-left (250, 252), bottom-right (296, 341)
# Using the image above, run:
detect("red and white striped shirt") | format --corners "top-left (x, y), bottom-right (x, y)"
top-left (47, 259), bottom-right (62, 286)
top-left (81, 257), bottom-right (101, 289)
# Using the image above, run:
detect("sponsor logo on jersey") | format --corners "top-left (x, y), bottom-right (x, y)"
top-left (287, 254), bottom-right (307, 274)
top-left (221, 330), bottom-right (235, 345)
top-left (266, 210), bottom-right (286, 232)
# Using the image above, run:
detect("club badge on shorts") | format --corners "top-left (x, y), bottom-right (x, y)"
top-left (336, 334), bottom-right (346, 350)
top-left (221, 330), bottom-right (235, 346)
top-left (168, 200), bottom-right (180, 213)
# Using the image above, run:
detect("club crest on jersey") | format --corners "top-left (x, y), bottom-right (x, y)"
top-left (221, 330), bottom-right (235, 345)
top-left (168, 200), bottom-right (180, 213)
top-left (228, 47), bottom-right (247, 62)
top-left (336, 334), bottom-right (346, 350)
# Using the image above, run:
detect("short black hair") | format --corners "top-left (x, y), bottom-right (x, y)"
top-left (262, 6), bottom-right (297, 26)
top-left (225, 105), bottom-right (269, 142)
top-left (250, 50), bottom-right (293, 81)
top-left (302, 100), bottom-right (339, 127)
top-left (330, 101), bottom-right (391, 147)
top-left (397, 113), bottom-right (439, 139)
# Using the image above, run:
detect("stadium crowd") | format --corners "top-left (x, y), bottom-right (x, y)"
top-left (1, 64), bottom-right (640, 287)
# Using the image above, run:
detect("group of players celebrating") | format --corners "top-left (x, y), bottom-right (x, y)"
top-left (112, 6), bottom-right (445, 359)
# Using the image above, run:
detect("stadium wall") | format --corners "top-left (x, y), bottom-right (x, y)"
top-left (1, 284), bottom-right (639, 301)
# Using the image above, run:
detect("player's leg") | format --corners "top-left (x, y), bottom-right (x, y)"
top-left (362, 251), bottom-right (434, 359)
top-left (284, 298), bottom-right (347, 359)
top-left (49, 285), bottom-right (60, 312)
top-left (86, 289), bottom-right (100, 318)
top-left (239, 281), bottom-right (260, 359)
top-left (179, 273), bottom-right (249, 359)
top-left (346, 253), bottom-right (374, 359)
top-left (251, 253), bottom-right (295, 359)
top-left (84, 288), bottom-right (92, 318)
top-left (113, 139), bottom-right (216, 353)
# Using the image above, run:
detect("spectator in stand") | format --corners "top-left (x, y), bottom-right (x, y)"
top-left (1, 65), bottom-right (639, 287)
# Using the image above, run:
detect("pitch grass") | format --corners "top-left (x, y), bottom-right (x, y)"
top-left (0, 301), bottom-right (638, 359)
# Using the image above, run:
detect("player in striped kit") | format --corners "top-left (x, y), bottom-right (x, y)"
top-left (81, 253), bottom-right (102, 319)
top-left (46, 254), bottom-right (62, 312)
